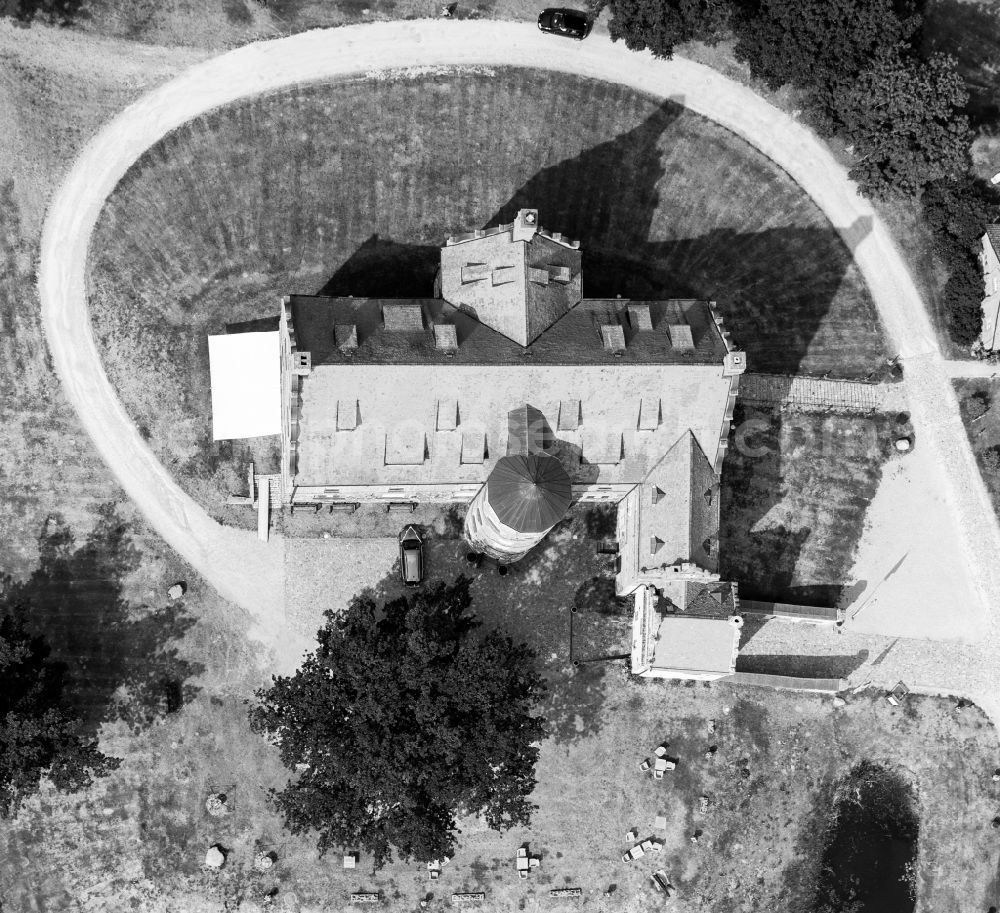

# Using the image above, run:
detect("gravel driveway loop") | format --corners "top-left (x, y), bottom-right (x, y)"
top-left (38, 21), bottom-right (1000, 698)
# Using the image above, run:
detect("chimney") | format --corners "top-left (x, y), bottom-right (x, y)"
top-left (667, 323), bottom-right (694, 349)
top-left (511, 208), bottom-right (539, 243)
top-left (383, 303), bottom-right (424, 332)
top-left (601, 324), bottom-right (626, 355)
top-left (434, 324), bottom-right (458, 354)
top-left (628, 304), bottom-right (653, 331)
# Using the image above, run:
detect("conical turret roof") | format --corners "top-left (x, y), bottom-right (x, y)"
top-left (487, 453), bottom-right (572, 534)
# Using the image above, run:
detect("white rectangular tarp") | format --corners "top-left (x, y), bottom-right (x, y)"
top-left (207, 332), bottom-right (281, 440)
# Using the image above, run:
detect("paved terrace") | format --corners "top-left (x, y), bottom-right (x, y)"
top-left (37, 21), bottom-right (1000, 715)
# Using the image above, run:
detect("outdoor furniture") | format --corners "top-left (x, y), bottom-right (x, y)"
top-left (654, 815), bottom-right (667, 831)
top-left (529, 857), bottom-right (540, 868)
top-left (625, 829), bottom-right (637, 842)
top-left (887, 681), bottom-right (909, 706)
top-left (654, 758), bottom-right (676, 775)
top-left (623, 844), bottom-right (645, 862)
top-left (654, 744), bottom-right (668, 758)
top-left (638, 758), bottom-right (651, 772)
top-left (516, 848), bottom-right (530, 874)
top-left (343, 854), bottom-right (357, 869)
top-left (651, 870), bottom-right (674, 897)
top-left (518, 870), bottom-right (528, 880)
top-left (650, 839), bottom-right (664, 852)
top-left (640, 840), bottom-right (653, 852)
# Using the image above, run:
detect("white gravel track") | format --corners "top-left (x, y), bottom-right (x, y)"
top-left (37, 20), bottom-right (1000, 694)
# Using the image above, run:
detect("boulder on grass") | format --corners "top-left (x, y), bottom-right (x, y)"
top-left (254, 851), bottom-right (276, 871)
top-left (206, 793), bottom-right (229, 817)
top-left (167, 582), bottom-right (187, 600)
top-left (205, 845), bottom-right (226, 868)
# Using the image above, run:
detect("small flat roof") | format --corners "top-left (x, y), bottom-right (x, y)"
top-left (207, 331), bottom-right (281, 440)
top-left (650, 615), bottom-right (738, 675)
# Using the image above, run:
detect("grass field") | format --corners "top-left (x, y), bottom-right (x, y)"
top-left (2, 513), bottom-right (998, 912)
top-left (87, 68), bottom-right (888, 515)
top-left (719, 404), bottom-right (900, 607)
top-left (955, 378), bottom-right (1000, 519)
top-left (74, 0), bottom-right (545, 50)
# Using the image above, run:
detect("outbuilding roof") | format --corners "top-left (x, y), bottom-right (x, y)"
top-left (650, 615), bottom-right (740, 676)
top-left (987, 224), bottom-right (1000, 259)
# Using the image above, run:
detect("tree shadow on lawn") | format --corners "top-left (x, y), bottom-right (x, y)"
top-left (383, 532), bottom-right (617, 747)
top-left (1, 504), bottom-right (203, 734)
top-left (468, 537), bottom-right (621, 747)
top-left (313, 100), bottom-right (877, 376)
top-left (921, 0), bottom-right (1000, 132)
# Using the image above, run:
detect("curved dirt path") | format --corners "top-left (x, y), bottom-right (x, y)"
top-left (38, 20), bottom-right (1000, 688)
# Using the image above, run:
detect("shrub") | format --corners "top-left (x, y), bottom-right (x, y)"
top-left (965, 390), bottom-right (991, 421)
top-left (944, 251), bottom-right (986, 347)
top-left (981, 444), bottom-right (1000, 475)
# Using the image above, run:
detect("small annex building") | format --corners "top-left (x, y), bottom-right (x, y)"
top-left (981, 225), bottom-right (1000, 351)
top-left (222, 209), bottom-right (748, 680)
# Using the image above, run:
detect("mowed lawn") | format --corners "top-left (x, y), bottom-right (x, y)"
top-left (2, 514), bottom-right (997, 913)
top-left (87, 68), bottom-right (888, 514)
top-left (720, 404), bottom-right (900, 607)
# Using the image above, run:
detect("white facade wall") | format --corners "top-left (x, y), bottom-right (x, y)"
top-left (463, 485), bottom-right (554, 563)
top-left (289, 482), bottom-right (630, 505)
top-left (981, 233), bottom-right (1000, 351)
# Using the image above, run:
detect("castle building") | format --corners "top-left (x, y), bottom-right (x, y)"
top-left (212, 209), bottom-right (748, 680)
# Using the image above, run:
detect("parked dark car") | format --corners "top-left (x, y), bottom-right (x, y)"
top-left (537, 7), bottom-right (592, 39)
top-left (399, 526), bottom-right (424, 586)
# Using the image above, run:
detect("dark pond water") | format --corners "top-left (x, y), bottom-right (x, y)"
top-left (813, 761), bottom-right (918, 913)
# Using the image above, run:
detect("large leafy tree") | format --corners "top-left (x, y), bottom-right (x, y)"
top-left (249, 577), bottom-right (547, 867)
top-left (0, 609), bottom-right (121, 816)
top-left (597, 0), bottom-right (731, 58)
top-left (837, 51), bottom-right (971, 198)
top-left (921, 174), bottom-right (997, 260)
top-left (731, 0), bottom-right (921, 126)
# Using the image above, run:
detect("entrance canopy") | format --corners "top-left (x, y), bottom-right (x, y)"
top-left (207, 332), bottom-right (281, 440)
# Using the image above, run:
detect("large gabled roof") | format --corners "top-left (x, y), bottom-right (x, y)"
top-left (639, 430), bottom-right (719, 574)
top-left (288, 295), bottom-right (729, 367)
